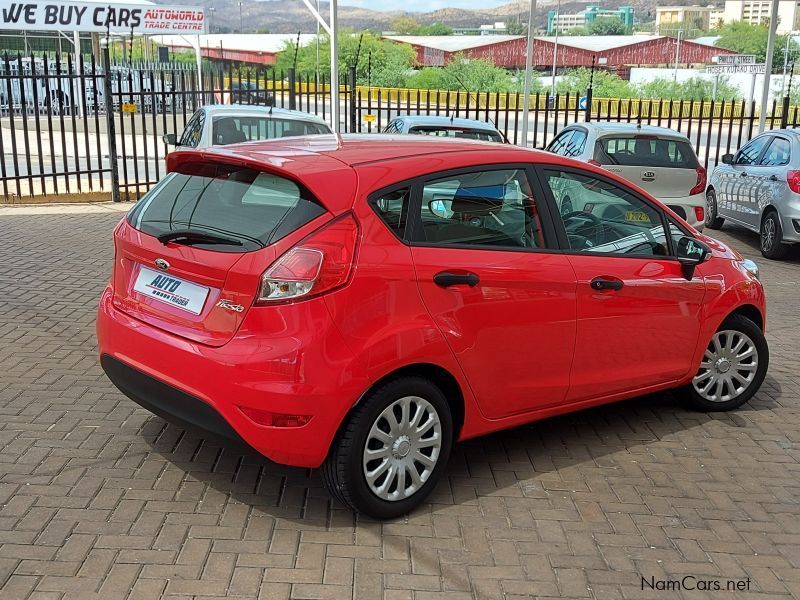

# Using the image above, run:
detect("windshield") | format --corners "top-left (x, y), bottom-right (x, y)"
top-left (407, 126), bottom-right (503, 143)
top-left (127, 162), bottom-right (326, 252)
top-left (211, 115), bottom-right (331, 145)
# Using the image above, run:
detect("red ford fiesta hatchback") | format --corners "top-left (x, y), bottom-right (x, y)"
top-left (98, 135), bottom-right (768, 518)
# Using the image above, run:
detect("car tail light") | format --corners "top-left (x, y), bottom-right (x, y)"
top-left (239, 406), bottom-right (312, 428)
top-left (257, 213), bottom-right (359, 304)
top-left (588, 159), bottom-right (601, 167)
top-left (689, 166), bottom-right (706, 196)
top-left (787, 170), bottom-right (800, 193)
top-left (694, 206), bottom-right (705, 222)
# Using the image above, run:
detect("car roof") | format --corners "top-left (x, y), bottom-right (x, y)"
top-left (392, 115), bottom-right (501, 132)
top-left (203, 104), bottom-right (328, 124)
top-left (574, 122), bottom-right (691, 141)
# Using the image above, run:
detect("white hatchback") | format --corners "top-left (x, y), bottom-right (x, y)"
top-left (545, 123), bottom-right (706, 230)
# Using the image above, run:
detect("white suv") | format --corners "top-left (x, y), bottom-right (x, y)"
top-left (546, 123), bottom-right (706, 230)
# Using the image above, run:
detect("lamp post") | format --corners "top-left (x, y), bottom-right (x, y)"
top-left (238, 1), bottom-right (243, 33)
top-left (521, 0), bottom-right (537, 147)
top-left (208, 7), bottom-right (215, 34)
top-left (673, 28), bottom-right (683, 82)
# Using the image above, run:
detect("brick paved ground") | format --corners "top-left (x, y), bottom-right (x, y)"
top-left (0, 207), bottom-right (799, 600)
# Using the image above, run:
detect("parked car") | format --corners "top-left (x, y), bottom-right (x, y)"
top-left (98, 136), bottom-right (768, 519)
top-left (383, 115), bottom-right (506, 143)
top-left (162, 105), bottom-right (332, 149)
top-left (706, 128), bottom-right (800, 259)
top-left (229, 80), bottom-right (275, 106)
top-left (545, 123), bottom-right (707, 230)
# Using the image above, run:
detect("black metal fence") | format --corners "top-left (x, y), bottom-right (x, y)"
top-left (2, 51), bottom-right (799, 202)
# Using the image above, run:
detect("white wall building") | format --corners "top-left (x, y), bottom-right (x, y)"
top-left (721, 0), bottom-right (800, 33)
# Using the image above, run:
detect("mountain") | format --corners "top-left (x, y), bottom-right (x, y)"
top-left (154, 0), bottom-right (637, 34)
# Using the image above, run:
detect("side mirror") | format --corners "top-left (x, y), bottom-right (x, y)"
top-left (162, 133), bottom-right (177, 145)
top-left (721, 153), bottom-right (734, 165)
top-left (677, 236), bottom-right (711, 280)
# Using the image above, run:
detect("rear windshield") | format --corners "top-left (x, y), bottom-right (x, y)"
top-left (127, 163), bottom-right (326, 252)
top-left (407, 126), bottom-right (503, 143)
top-left (211, 116), bottom-right (331, 145)
top-left (594, 136), bottom-right (699, 168)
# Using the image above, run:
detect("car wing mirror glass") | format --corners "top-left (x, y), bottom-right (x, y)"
top-left (677, 236), bottom-right (711, 280)
top-left (721, 153), bottom-right (734, 165)
top-left (163, 133), bottom-right (178, 146)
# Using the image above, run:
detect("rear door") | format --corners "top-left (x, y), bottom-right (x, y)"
top-left (408, 165), bottom-right (578, 419)
top-left (537, 166), bottom-right (706, 401)
top-left (594, 134), bottom-right (701, 205)
top-left (754, 134), bottom-right (791, 217)
top-left (115, 160), bottom-right (328, 346)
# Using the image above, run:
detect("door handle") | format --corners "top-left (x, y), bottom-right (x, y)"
top-left (434, 271), bottom-right (480, 288)
top-left (769, 175), bottom-right (778, 181)
top-left (590, 277), bottom-right (624, 291)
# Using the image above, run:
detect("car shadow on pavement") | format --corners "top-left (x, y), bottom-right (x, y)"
top-left (711, 224), bottom-right (800, 262)
top-left (138, 373), bottom-right (781, 524)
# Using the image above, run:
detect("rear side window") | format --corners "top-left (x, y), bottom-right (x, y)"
top-left (372, 188), bottom-right (411, 238)
top-left (408, 126), bottom-right (503, 143)
top-left (128, 163), bottom-right (326, 252)
top-left (760, 137), bottom-right (791, 166)
top-left (594, 136), bottom-right (699, 168)
top-left (211, 116), bottom-right (330, 145)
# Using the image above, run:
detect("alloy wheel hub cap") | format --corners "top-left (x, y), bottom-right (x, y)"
top-left (692, 330), bottom-right (758, 403)
top-left (392, 436), bottom-right (411, 458)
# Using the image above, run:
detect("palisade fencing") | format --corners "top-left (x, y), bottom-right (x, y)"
top-left (1, 51), bottom-right (799, 202)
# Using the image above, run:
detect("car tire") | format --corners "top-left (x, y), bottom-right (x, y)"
top-left (680, 313), bottom-right (768, 412)
top-left (705, 188), bottom-right (724, 229)
top-left (322, 376), bottom-right (453, 519)
top-left (760, 209), bottom-right (789, 260)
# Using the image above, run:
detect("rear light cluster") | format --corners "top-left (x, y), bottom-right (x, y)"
top-left (257, 213), bottom-right (359, 304)
top-left (787, 170), bottom-right (800, 193)
top-left (694, 206), bottom-right (705, 222)
top-left (689, 166), bottom-right (707, 196)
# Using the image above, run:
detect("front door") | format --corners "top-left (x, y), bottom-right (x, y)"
top-left (538, 167), bottom-right (706, 402)
top-left (409, 166), bottom-right (578, 419)
top-left (725, 135), bottom-right (772, 228)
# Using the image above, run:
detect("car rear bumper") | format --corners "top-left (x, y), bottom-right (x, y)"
top-left (776, 195), bottom-right (800, 243)
top-left (662, 193), bottom-right (705, 230)
top-left (97, 286), bottom-right (363, 468)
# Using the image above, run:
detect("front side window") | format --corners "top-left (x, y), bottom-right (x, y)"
top-left (543, 169), bottom-right (670, 256)
top-left (179, 110), bottom-right (205, 148)
top-left (417, 169), bottom-right (546, 249)
top-left (760, 137), bottom-right (791, 166)
top-left (735, 137), bottom-right (770, 165)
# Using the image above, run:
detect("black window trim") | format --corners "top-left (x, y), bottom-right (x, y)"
top-left (532, 163), bottom-right (689, 261)
top-left (367, 163), bottom-right (563, 254)
top-left (758, 134), bottom-right (791, 166)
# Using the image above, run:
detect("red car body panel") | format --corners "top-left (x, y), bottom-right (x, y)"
top-left (97, 135), bottom-right (766, 468)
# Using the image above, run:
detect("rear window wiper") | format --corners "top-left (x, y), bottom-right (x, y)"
top-left (157, 230), bottom-right (244, 247)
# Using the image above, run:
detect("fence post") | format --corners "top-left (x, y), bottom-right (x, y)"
top-left (101, 39), bottom-right (120, 203)
top-left (781, 94), bottom-right (790, 129)
top-left (348, 66), bottom-right (357, 133)
top-left (288, 68), bottom-right (297, 110)
top-left (585, 56), bottom-right (595, 123)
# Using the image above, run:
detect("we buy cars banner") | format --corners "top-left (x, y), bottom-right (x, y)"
top-left (0, 0), bottom-right (205, 34)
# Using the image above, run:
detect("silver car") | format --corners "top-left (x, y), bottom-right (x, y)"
top-left (162, 104), bottom-right (332, 150)
top-left (706, 128), bottom-right (800, 259)
top-left (545, 123), bottom-right (707, 230)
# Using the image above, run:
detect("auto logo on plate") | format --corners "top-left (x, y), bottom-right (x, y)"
top-left (154, 258), bottom-right (170, 271)
top-left (642, 171), bottom-right (656, 181)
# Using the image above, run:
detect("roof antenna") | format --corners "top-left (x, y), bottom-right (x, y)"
top-left (450, 114), bottom-right (454, 124)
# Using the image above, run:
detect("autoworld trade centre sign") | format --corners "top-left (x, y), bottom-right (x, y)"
top-left (0, 0), bottom-right (205, 34)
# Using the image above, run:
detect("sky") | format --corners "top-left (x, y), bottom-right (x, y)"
top-left (344, 0), bottom-right (512, 12)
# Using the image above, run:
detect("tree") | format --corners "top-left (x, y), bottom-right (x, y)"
top-left (414, 22), bottom-right (453, 35)
top-left (556, 68), bottom-right (634, 97)
top-left (716, 20), bottom-right (788, 70)
top-left (636, 77), bottom-right (739, 100)
top-left (505, 18), bottom-right (527, 35)
top-left (588, 16), bottom-right (630, 35)
top-left (405, 55), bottom-right (542, 93)
top-left (390, 16), bottom-right (421, 35)
top-left (275, 31), bottom-right (417, 86)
